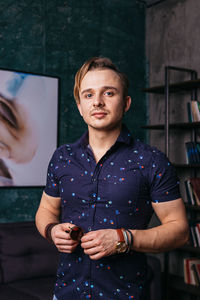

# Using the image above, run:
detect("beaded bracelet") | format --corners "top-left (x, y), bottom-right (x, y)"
top-left (126, 229), bottom-right (133, 252)
top-left (122, 228), bottom-right (129, 250)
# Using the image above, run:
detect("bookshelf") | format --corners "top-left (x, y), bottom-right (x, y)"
top-left (142, 121), bottom-right (200, 130)
top-left (185, 204), bottom-right (200, 212)
top-left (142, 66), bottom-right (200, 300)
top-left (168, 275), bottom-right (200, 297)
top-left (142, 78), bottom-right (200, 94)
top-left (180, 245), bottom-right (200, 254)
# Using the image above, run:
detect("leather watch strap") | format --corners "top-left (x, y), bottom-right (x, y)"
top-left (116, 228), bottom-right (125, 242)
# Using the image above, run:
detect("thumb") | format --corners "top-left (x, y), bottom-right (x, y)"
top-left (61, 222), bottom-right (76, 232)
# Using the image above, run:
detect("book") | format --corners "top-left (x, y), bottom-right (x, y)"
top-left (184, 258), bottom-right (189, 283)
top-left (190, 178), bottom-right (200, 205)
top-left (191, 263), bottom-right (200, 285)
top-left (184, 180), bottom-right (196, 205)
top-left (197, 223), bottom-right (200, 237)
top-left (196, 143), bottom-right (200, 162)
top-left (190, 226), bottom-right (198, 247)
top-left (184, 258), bottom-right (200, 285)
top-left (185, 142), bottom-right (195, 164)
top-left (185, 142), bottom-right (200, 164)
top-left (187, 102), bottom-right (193, 123)
top-left (197, 264), bottom-right (200, 282)
top-left (194, 225), bottom-right (200, 247)
top-left (184, 180), bottom-right (190, 204)
top-left (191, 101), bottom-right (200, 122)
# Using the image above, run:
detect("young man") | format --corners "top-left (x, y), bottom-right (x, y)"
top-left (35, 57), bottom-right (189, 300)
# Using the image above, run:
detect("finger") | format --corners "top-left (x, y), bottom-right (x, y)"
top-left (59, 249), bottom-right (76, 253)
top-left (58, 243), bottom-right (78, 250)
top-left (89, 252), bottom-right (104, 260)
top-left (55, 238), bottom-right (78, 246)
top-left (61, 223), bottom-right (76, 232)
top-left (56, 239), bottom-right (79, 249)
top-left (84, 246), bottom-right (102, 256)
top-left (52, 225), bottom-right (71, 239)
top-left (81, 239), bottom-right (97, 249)
top-left (81, 232), bottom-right (95, 243)
top-left (54, 231), bottom-right (71, 240)
top-left (58, 245), bottom-right (77, 253)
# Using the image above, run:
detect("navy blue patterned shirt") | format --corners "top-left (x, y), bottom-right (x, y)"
top-left (44, 125), bottom-right (180, 300)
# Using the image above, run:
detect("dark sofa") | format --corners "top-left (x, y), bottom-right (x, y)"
top-left (0, 221), bottom-right (59, 300)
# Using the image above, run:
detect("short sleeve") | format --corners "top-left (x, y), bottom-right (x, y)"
top-left (149, 150), bottom-right (181, 203)
top-left (44, 150), bottom-right (60, 197)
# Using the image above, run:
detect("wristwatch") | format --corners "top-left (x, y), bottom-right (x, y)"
top-left (116, 228), bottom-right (127, 253)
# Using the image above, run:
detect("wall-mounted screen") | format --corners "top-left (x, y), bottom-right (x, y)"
top-left (0, 69), bottom-right (58, 186)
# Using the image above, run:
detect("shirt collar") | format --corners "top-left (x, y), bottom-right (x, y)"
top-left (116, 124), bottom-right (132, 145)
top-left (77, 124), bottom-right (133, 149)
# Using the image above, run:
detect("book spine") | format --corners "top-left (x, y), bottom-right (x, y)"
top-left (186, 259), bottom-right (191, 284)
top-left (196, 223), bottom-right (200, 244)
top-left (184, 180), bottom-right (191, 204)
top-left (185, 142), bottom-right (196, 164)
top-left (187, 102), bottom-right (193, 122)
top-left (191, 263), bottom-right (200, 285)
top-left (183, 258), bottom-right (200, 285)
top-left (190, 177), bottom-right (200, 205)
top-left (192, 142), bottom-right (198, 164)
top-left (190, 226), bottom-right (198, 247)
top-left (188, 180), bottom-right (196, 205)
top-left (191, 101), bottom-right (200, 122)
top-left (194, 225), bottom-right (200, 247)
top-left (185, 142), bottom-right (192, 164)
top-left (196, 143), bottom-right (200, 164)
top-left (184, 259), bottom-right (188, 283)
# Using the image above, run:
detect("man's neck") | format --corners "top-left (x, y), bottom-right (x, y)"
top-left (88, 125), bottom-right (121, 163)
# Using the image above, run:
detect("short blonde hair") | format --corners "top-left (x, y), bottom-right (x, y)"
top-left (73, 57), bottom-right (129, 103)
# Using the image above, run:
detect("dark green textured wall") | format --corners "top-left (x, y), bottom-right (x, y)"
top-left (0, 0), bottom-right (146, 223)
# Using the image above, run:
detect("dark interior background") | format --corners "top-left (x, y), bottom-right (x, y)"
top-left (0, 0), bottom-right (146, 223)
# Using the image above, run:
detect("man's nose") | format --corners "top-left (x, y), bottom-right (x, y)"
top-left (93, 94), bottom-right (104, 107)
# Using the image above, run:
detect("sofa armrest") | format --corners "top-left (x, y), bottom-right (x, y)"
top-left (0, 221), bottom-right (59, 283)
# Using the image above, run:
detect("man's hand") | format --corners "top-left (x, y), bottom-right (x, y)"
top-left (51, 223), bottom-right (79, 253)
top-left (81, 229), bottom-right (118, 260)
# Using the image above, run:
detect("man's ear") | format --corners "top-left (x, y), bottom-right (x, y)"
top-left (0, 142), bottom-right (10, 159)
top-left (124, 96), bottom-right (131, 113)
top-left (77, 102), bottom-right (83, 117)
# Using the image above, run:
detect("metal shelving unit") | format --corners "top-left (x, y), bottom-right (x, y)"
top-left (142, 66), bottom-right (200, 300)
top-left (142, 121), bottom-right (200, 130)
top-left (179, 245), bottom-right (200, 254)
top-left (142, 78), bottom-right (200, 94)
top-left (168, 275), bottom-right (200, 297)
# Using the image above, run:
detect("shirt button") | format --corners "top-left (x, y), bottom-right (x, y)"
top-left (88, 227), bottom-right (92, 231)
top-left (92, 178), bottom-right (96, 182)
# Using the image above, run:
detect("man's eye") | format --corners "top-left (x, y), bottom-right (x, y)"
top-left (105, 91), bottom-right (113, 96)
top-left (86, 93), bottom-right (93, 98)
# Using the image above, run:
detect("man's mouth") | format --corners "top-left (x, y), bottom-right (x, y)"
top-left (91, 111), bottom-right (107, 118)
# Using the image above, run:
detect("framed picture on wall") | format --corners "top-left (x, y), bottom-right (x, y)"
top-left (0, 69), bottom-right (59, 187)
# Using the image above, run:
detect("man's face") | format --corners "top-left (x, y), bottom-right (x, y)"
top-left (77, 69), bottom-right (131, 132)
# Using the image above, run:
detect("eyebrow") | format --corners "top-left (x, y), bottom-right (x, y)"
top-left (80, 86), bottom-right (119, 95)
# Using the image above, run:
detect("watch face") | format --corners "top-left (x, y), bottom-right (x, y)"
top-left (116, 242), bottom-right (127, 253)
top-left (66, 226), bottom-right (84, 241)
